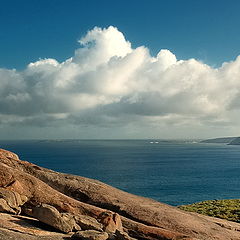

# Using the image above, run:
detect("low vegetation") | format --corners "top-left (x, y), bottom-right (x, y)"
top-left (179, 199), bottom-right (240, 223)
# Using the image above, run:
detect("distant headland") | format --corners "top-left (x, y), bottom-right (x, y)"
top-left (201, 136), bottom-right (240, 145)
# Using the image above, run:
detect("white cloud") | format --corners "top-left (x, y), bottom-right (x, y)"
top-left (1, 26), bottom-right (240, 138)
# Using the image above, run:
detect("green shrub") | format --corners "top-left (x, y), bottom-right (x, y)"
top-left (178, 199), bottom-right (240, 222)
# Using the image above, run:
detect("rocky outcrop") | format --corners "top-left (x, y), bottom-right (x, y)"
top-left (1, 148), bottom-right (240, 239)
top-left (0, 149), bottom-right (19, 160)
top-left (200, 137), bottom-right (236, 144)
top-left (229, 137), bottom-right (240, 145)
top-left (0, 188), bottom-right (27, 214)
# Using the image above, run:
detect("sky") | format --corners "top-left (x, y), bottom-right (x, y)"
top-left (0, 0), bottom-right (240, 139)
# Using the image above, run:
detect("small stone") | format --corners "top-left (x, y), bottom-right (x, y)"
top-left (98, 211), bottom-right (123, 233)
top-left (74, 215), bottom-right (103, 231)
top-left (71, 230), bottom-right (108, 240)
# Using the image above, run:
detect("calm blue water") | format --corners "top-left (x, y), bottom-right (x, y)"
top-left (0, 140), bottom-right (240, 206)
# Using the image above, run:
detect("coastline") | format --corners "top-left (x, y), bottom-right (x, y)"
top-left (1, 148), bottom-right (240, 239)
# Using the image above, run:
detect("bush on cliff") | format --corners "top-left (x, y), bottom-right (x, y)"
top-left (179, 199), bottom-right (240, 223)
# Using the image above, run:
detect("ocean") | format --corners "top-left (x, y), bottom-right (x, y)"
top-left (0, 139), bottom-right (240, 206)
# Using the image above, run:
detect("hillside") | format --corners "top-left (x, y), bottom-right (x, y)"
top-left (200, 137), bottom-right (236, 144)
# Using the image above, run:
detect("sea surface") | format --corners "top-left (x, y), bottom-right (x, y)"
top-left (0, 139), bottom-right (240, 206)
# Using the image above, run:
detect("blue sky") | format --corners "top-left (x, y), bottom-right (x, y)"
top-left (1, 0), bottom-right (240, 69)
top-left (1, 0), bottom-right (240, 139)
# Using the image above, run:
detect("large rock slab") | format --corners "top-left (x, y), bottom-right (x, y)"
top-left (29, 204), bottom-right (80, 233)
top-left (0, 212), bottom-right (69, 239)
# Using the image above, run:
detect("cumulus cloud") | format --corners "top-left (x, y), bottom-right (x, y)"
top-left (1, 26), bottom-right (240, 138)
